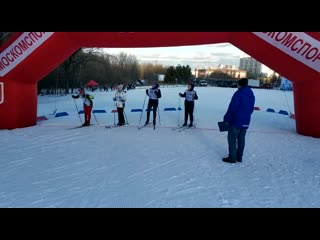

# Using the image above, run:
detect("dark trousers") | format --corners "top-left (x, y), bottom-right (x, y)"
top-left (227, 125), bottom-right (247, 162)
top-left (146, 100), bottom-right (158, 124)
top-left (117, 107), bottom-right (125, 124)
top-left (184, 101), bottom-right (195, 124)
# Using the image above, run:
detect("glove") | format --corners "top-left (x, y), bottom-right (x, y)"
top-left (113, 97), bottom-right (116, 101)
top-left (224, 121), bottom-right (229, 126)
top-left (146, 89), bottom-right (149, 95)
top-left (179, 93), bottom-right (182, 97)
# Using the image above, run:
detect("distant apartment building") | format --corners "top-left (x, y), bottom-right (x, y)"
top-left (194, 66), bottom-right (246, 79)
top-left (195, 68), bottom-right (212, 78)
top-left (239, 57), bottom-right (262, 77)
top-left (217, 64), bottom-right (236, 70)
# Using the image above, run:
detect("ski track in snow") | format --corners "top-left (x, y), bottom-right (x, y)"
top-left (1, 87), bottom-right (320, 207)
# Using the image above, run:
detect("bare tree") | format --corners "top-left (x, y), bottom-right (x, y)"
top-left (0, 32), bottom-right (14, 46)
top-left (60, 48), bottom-right (99, 93)
top-left (141, 63), bottom-right (168, 84)
top-left (110, 52), bottom-right (140, 86)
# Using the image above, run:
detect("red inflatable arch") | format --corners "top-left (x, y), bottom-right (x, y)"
top-left (0, 32), bottom-right (320, 137)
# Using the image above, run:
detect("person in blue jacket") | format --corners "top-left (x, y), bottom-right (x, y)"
top-left (223, 78), bottom-right (255, 163)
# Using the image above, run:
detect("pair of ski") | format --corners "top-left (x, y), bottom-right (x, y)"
top-left (138, 123), bottom-right (156, 130)
top-left (172, 125), bottom-right (194, 132)
top-left (67, 124), bottom-right (94, 130)
top-left (105, 125), bottom-right (126, 129)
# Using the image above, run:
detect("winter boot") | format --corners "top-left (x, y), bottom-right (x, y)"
top-left (222, 156), bottom-right (236, 163)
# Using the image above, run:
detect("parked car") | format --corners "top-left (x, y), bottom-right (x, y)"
top-left (199, 80), bottom-right (208, 87)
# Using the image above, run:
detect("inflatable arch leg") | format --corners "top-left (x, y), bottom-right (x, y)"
top-left (0, 81), bottom-right (38, 129)
top-left (294, 80), bottom-right (320, 138)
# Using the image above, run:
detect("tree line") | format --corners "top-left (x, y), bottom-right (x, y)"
top-left (0, 32), bottom-right (14, 46)
top-left (38, 48), bottom-right (193, 94)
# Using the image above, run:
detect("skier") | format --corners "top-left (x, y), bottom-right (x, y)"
top-left (145, 82), bottom-right (162, 127)
top-left (72, 88), bottom-right (94, 126)
top-left (113, 84), bottom-right (127, 126)
top-left (179, 82), bottom-right (198, 127)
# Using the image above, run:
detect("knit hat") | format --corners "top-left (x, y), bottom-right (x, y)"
top-left (188, 82), bottom-right (195, 91)
top-left (117, 84), bottom-right (124, 91)
top-left (152, 82), bottom-right (159, 89)
top-left (238, 78), bottom-right (248, 87)
top-left (79, 88), bottom-right (85, 95)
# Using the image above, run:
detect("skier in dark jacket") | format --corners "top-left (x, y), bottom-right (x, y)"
top-left (72, 88), bottom-right (94, 126)
top-left (145, 82), bottom-right (162, 127)
top-left (179, 82), bottom-right (198, 127)
top-left (223, 78), bottom-right (255, 163)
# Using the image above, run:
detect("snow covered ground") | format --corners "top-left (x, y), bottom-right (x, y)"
top-left (1, 85), bottom-right (319, 208)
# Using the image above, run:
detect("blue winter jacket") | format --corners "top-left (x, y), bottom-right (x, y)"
top-left (223, 86), bottom-right (255, 129)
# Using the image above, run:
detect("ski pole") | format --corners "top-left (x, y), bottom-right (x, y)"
top-left (73, 98), bottom-right (83, 125)
top-left (158, 104), bottom-right (161, 125)
top-left (112, 102), bottom-right (117, 125)
top-left (178, 96), bottom-right (181, 126)
top-left (193, 101), bottom-right (196, 128)
top-left (113, 108), bottom-right (116, 125)
top-left (139, 94), bottom-right (147, 125)
top-left (124, 109), bottom-right (129, 125)
top-left (93, 111), bottom-right (100, 126)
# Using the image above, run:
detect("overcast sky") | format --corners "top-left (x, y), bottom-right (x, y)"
top-left (101, 43), bottom-right (247, 68)
top-left (102, 43), bottom-right (273, 73)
